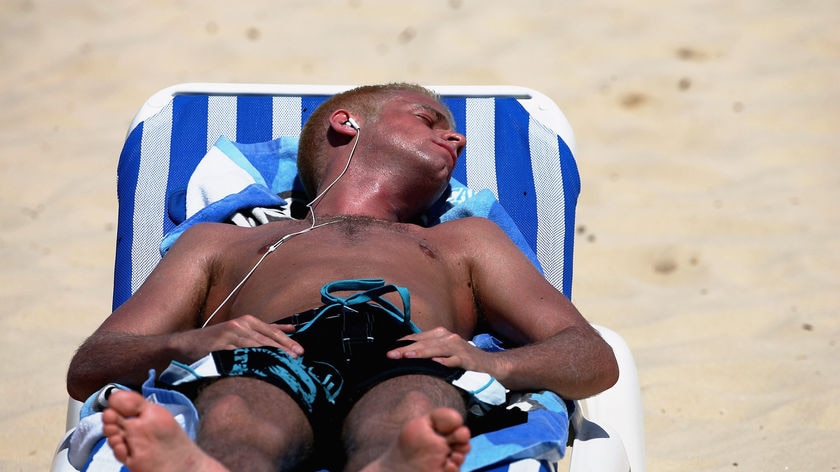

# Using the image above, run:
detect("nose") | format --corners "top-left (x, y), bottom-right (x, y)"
top-left (445, 130), bottom-right (467, 156)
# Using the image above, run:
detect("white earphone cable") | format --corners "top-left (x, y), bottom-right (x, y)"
top-left (201, 126), bottom-right (361, 328)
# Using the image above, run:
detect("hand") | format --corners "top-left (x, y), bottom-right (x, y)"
top-left (172, 315), bottom-right (303, 362)
top-left (386, 327), bottom-right (490, 372)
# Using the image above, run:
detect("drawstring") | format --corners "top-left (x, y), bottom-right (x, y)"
top-left (294, 278), bottom-right (419, 335)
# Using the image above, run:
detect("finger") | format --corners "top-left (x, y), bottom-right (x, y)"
top-left (386, 338), bottom-right (426, 359)
top-left (219, 321), bottom-right (304, 356)
top-left (431, 356), bottom-right (461, 367)
top-left (247, 329), bottom-right (304, 357)
top-left (398, 327), bottom-right (451, 341)
top-left (387, 342), bottom-right (448, 361)
top-left (386, 346), bottom-right (414, 359)
top-left (266, 325), bottom-right (304, 355)
top-left (248, 320), bottom-right (301, 347)
top-left (273, 323), bottom-right (297, 334)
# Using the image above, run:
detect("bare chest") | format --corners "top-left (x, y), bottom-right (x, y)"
top-left (209, 218), bottom-right (475, 331)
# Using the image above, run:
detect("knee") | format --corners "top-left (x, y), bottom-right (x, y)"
top-left (197, 378), bottom-right (287, 423)
top-left (398, 390), bottom-right (438, 414)
top-left (196, 378), bottom-right (312, 436)
top-left (204, 390), bottom-right (250, 415)
top-left (196, 385), bottom-right (313, 458)
top-left (197, 391), bottom-right (253, 433)
top-left (387, 388), bottom-right (466, 425)
top-left (398, 379), bottom-right (466, 414)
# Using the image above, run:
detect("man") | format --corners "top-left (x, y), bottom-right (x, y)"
top-left (67, 83), bottom-right (618, 471)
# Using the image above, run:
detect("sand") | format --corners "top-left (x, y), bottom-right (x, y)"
top-left (1, 1), bottom-right (838, 470)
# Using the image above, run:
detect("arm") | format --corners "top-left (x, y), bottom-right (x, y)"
top-left (391, 218), bottom-right (618, 399)
top-left (66, 224), bottom-right (299, 400)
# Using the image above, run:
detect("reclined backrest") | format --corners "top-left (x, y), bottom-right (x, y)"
top-left (112, 84), bottom-right (580, 310)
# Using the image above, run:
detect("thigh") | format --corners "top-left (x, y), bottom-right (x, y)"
top-left (342, 374), bottom-right (466, 461)
top-left (194, 376), bottom-right (315, 471)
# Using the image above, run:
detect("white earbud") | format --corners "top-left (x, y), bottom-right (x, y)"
top-left (344, 117), bottom-right (360, 130)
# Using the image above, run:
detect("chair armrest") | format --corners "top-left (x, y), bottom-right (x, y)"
top-left (50, 428), bottom-right (77, 472)
top-left (568, 403), bottom-right (631, 472)
top-left (571, 324), bottom-right (646, 472)
top-left (65, 398), bottom-right (83, 431)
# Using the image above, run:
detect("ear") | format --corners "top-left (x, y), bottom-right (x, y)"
top-left (329, 109), bottom-right (359, 137)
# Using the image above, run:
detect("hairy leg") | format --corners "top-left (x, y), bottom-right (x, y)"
top-left (343, 375), bottom-right (471, 472)
top-left (102, 389), bottom-right (228, 472)
top-left (360, 407), bottom-right (471, 472)
top-left (102, 377), bottom-right (314, 472)
top-left (194, 376), bottom-right (315, 471)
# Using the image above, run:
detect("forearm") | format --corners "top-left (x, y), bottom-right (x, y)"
top-left (66, 331), bottom-right (185, 401)
top-left (67, 315), bottom-right (300, 401)
top-left (490, 325), bottom-right (619, 399)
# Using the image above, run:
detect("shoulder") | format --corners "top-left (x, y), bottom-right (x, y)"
top-left (173, 222), bottom-right (242, 251)
top-left (165, 222), bottom-right (265, 267)
top-left (172, 220), bottom-right (307, 258)
top-left (420, 217), bottom-right (516, 260)
top-left (426, 216), bottom-right (510, 241)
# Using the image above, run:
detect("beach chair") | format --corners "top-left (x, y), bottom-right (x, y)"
top-left (52, 83), bottom-right (645, 471)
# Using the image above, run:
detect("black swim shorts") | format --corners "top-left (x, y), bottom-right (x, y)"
top-left (208, 279), bottom-right (464, 435)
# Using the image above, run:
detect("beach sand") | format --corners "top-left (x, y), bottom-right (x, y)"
top-left (1, 1), bottom-right (838, 470)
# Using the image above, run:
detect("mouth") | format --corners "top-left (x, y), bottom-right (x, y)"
top-left (435, 141), bottom-right (459, 167)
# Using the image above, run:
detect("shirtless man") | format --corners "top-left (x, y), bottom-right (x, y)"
top-left (67, 83), bottom-right (618, 471)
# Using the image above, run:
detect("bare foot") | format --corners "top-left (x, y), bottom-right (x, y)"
top-left (102, 390), bottom-right (228, 472)
top-left (362, 407), bottom-right (472, 472)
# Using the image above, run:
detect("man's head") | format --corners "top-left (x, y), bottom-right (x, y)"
top-left (297, 83), bottom-right (458, 199)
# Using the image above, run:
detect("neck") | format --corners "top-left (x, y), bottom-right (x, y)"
top-left (308, 186), bottom-right (414, 223)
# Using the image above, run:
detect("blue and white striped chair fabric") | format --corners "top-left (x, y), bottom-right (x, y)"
top-left (112, 85), bottom-right (580, 310)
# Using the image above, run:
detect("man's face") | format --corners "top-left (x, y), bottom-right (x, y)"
top-left (365, 92), bottom-right (466, 201)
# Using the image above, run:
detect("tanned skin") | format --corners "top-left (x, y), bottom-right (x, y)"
top-left (68, 88), bottom-right (618, 471)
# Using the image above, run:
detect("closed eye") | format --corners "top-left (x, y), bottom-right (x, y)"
top-left (412, 104), bottom-right (452, 130)
top-left (417, 114), bottom-right (434, 127)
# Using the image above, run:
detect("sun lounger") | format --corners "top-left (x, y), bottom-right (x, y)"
top-left (52, 83), bottom-right (645, 472)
